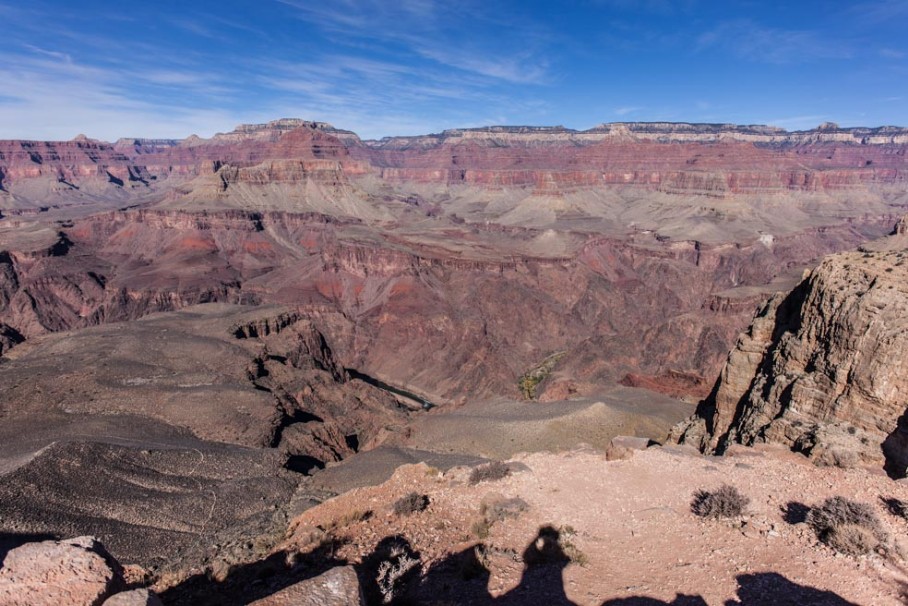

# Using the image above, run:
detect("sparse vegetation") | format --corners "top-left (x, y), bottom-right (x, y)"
top-left (518, 351), bottom-right (566, 400)
top-left (470, 494), bottom-right (529, 541)
top-left (376, 542), bottom-right (421, 604)
top-left (691, 484), bottom-right (750, 519)
top-left (393, 492), bottom-right (429, 516)
top-left (813, 448), bottom-right (858, 469)
top-left (469, 461), bottom-right (511, 485)
top-left (471, 518), bottom-right (493, 540)
top-left (325, 509), bottom-right (372, 532)
top-left (480, 495), bottom-right (529, 523)
top-left (807, 496), bottom-right (888, 556)
top-left (557, 525), bottom-right (589, 567)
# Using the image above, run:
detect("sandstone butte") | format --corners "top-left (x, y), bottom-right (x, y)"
top-left (1, 119), bottom-right (908, 604)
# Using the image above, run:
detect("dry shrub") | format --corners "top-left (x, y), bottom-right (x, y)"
top-left (469, 461), bottom-right (510, 485)
top-left (807, 496), bottom-right (887, 556)
top-left (471, 494), bottom-right (528, 541)
top-left (471, 518), bottom-right (492, 540)
top-left (557, 525), bottom-right (588, 567)
top-left (376, 543), bottom-right (421, 604)
top-left (826, 524), bottom-right (881, 556)
top-left (691, 484), bottom-right (750, 519)
top-left (813, 448), bottom-right (858, 469)
top-left (392, 492), bottom-right (429, 516)
top-left (325, 509), bottom-right (372, 532)
top-left (480, 495), bottom-right (528, 523)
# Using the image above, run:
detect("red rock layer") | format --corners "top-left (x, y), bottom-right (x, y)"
top-left (0, 208), bottom-right (894, 401)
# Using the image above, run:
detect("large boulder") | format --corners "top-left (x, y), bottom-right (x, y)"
top-left (0, 536), bottom-right (122, 606)
top-left (248, 565), bottom-right (364, 606)
top-left (103, 589), bottom-right (163, 606)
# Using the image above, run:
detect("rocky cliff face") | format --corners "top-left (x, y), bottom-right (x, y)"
top-left (2, 119), bottom-right (907, 212)
top-left (0, 119), bottom-right (906, 403)
top-left (673, 232), bottom-right (908, 475)
top-left (364, 122), bottom-right (908, 148)
top-left (2, 204), bottom-right (890, 402)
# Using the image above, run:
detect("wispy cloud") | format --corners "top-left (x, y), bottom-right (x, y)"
top-left (0, 0), bottom-right (559, 140)
top-left (0, 45), bottom-right (260, 140)
top-left (592, 0), bottom-right (699, 16)
top-left (276, 0), bottom-right (552, 85)
top-left (697, 20), bottom-right (851, 64)
top-left (614, 106), bottom-right (642, 116)
top-left (847, 0), bottom-right (908, 25)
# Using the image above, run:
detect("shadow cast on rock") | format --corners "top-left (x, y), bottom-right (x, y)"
top-left (601, 596), bottom-right (706, 605)
top-left (881, 496), bottom-right (908, 518)
top-left (157, 537), bottom-right (346, 606)
top-left (0, 532), bottom-right (58, 567)
top-left (602, 572), bottom-right (859, 606)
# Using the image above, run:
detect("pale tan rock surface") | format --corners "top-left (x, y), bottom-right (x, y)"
top-left (247, 566), bottom-right (363, 606)
top-left (0, 536), bottom-right (121, 606)
top-left (102, 588), bottom-right (163, 606)
top-left (269, 447), bottom-right (908, 605)
top-left (674, 242), bottom-right (908, 474)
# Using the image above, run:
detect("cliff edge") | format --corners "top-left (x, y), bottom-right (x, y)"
top-left (673, 225), bottom-right (908, 476)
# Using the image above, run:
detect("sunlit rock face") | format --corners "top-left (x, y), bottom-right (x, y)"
top-left (673, 228), bottom-right (908, 475)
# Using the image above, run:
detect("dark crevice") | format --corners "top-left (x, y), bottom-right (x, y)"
top-left (345, 368), bottom-right (435, 410)
top-left (344, 433), bottom-right (359, 453)
top-left (882, 407), bottom-right (908, 479)
top-left (284, 454), bottom-right (325, 475)
top-left (49, 231), bottom-right (74, 257)
top-left (269, 407), bottom-right (324, 449)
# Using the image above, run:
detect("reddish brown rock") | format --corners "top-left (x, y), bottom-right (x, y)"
top-left (0, 536), bottom-right (123, 606)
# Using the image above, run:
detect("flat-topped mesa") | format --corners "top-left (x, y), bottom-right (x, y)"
top-left (364, 121), bottom-right (908, 150)
top-left (112, 138), bottom-right (181, 154)
top-left (207, 118), bottom-right (362, 146)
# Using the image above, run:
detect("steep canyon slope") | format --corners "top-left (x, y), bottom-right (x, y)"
top-left (3, 118), bottom-right (908, 579)
top-left (1, 119), bottom-right (906, 404)
top-left (673, 224), bottom-right (908, 476)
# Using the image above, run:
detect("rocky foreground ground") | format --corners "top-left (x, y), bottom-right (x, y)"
top-left (5, 442), bottom-right (907, 605)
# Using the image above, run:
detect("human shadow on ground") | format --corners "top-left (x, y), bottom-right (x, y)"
top-left (156, 523), bottom-right (865, 606)
top-left (398, 525), bottom-right (578, 605)
top-left (400, 525), bottom-right (862, 606)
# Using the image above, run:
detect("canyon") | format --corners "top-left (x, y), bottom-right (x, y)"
top-left (2, 118), bottom-right (908, 603)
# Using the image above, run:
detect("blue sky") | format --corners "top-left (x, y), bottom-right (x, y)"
top-left (0, 0), bottom-right (906, 140)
